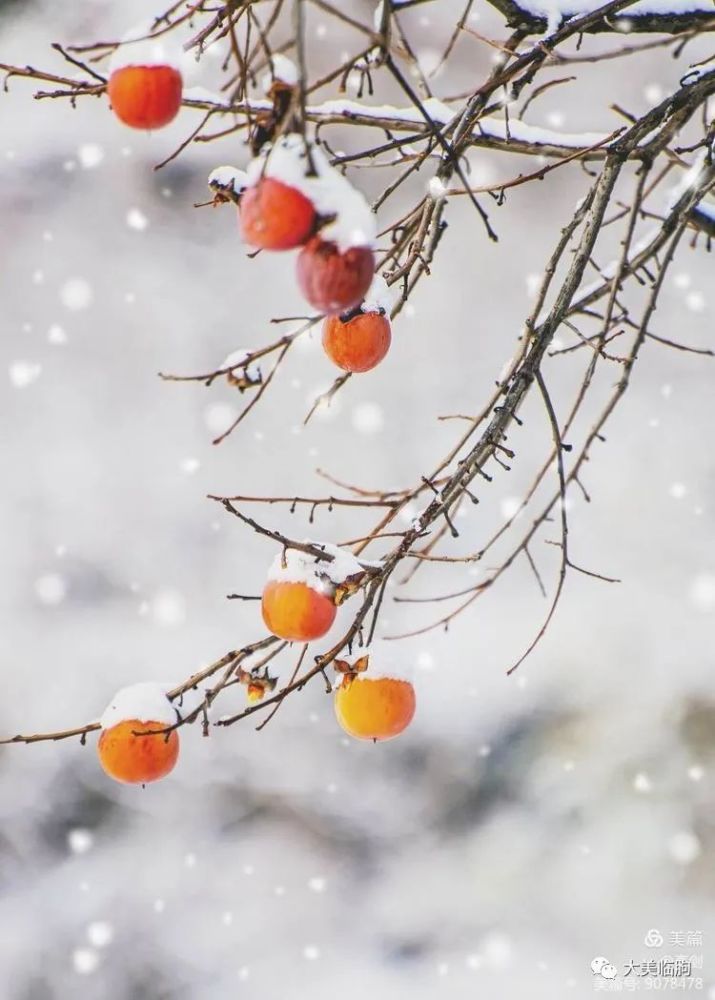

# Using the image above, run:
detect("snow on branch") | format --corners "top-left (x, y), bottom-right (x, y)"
top-left (487, 0), bottom-right (715, 34)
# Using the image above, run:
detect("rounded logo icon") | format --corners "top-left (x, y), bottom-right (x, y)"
top-left (644, 929), bottom-right (664, 948)
top-left (591, 957), bottom-right (618, 980)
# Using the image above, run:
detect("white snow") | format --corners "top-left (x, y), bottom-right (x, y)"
top-left (86, 921), bottom-right (114, 948)
top-left (682, 58), bottom-right (715, 86)
top-left (267, 548), bottom-right (332, 593)
top-left (500, 496), bottom-right (523, 520)
top-left (480, 931), bottom-right (513, 969)
top-left (690, 572), bottom-right (715, 611)
top-left (72, 948), bottom-right (100, 975)
top-left (67, 829), bottom-right (93, 855)
top-left (246, 133), bottom-right (377, 251)
top-left (373, 1), bottom-right (386, 30)
top-left (344, 666), bottom-right (413, 685)
top-left (572, 153), bottom-right (714, 317)
top-left (219, 347), bottom-right (251, 368)
top-left (306, 96), bottom-right (610, 151)
top-left (9, 361), bottom-right (41, 388)
top-left (183, 85), bottom-right (228, 105)
top-left (307, 383), bottom-right (343, 420)
top-left (667, 151), bottom-right (707, 210)
top-left (361, 274), bottom-right (396, 314)
top-left (100, 682), bottom-right (178, 729)
top-left (204, 401), bottom-right (238, 436)
top-left (545, 0), bottom-right (567, 31)
top-left (352, 401), bottom-right (384, 434)
top-left (208, 165), bottom-right (248, 195)
top-left (685, 290), bottom-right (705, 311)
top-left (261, 54), bottom-right (299, 94)
top-left (474, 115), bottom-right (608, 150)
top-left (180, 457), bottom-right (200, 475)
top-left (77, 143), bottom-right (104, 169)
top-left (312, 95), bottom-right (454, 129)
top-left (633, 772), bottom-right (652, 793)
top-left (151, 588), bottom-right (186, 627)
top-left (427, 175), bottom-right (448, 200)
top-left (512, 0), bottom-right (713, 30)
top-left (60, 278), bottom-right (93, 311)
top-left (667, 830), bottom-right (701, 865)
top-left (34, 573), bottom-right (67, 605)
top-left (126, 208), bottom-right (149, 231)
top-left (192, 95), bottom-right (615, 155)
top-left (108, 22), bottom-right (184, 74)
top-left (267, 541), bottom-right (371, 590)
top-left (219, 347), bottom-right (261, 383)
top-left (170, 685), bottom-right (205, 721)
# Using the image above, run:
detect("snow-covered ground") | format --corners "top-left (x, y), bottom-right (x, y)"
top-left (1, 1), bottom-right (714, 998)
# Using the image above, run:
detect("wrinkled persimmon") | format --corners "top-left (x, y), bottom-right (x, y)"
top-left (335, 676), bottom-right (415, 742)
top-left (296, 238), bottom-right (374, 315)
top-left (322, 310), bottom-right (391, 372)
top-left (98, 719), bottom-right (179, 784)
top-left (262, 579), bottom-right (336, 642)
top-left (107, 65), bottom-right (183, 130)
top-left (240, 177), bottom-right (316, 250)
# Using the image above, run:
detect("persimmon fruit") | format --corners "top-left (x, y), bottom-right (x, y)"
top-left (98, 719), bottom-right (179, 784)
top-left (322, 310), bottom-right (391, 372)
top-left (335, 676), bottom-right (416, 742)
top-left (296, 238), bottom-right (375, 315)
top-left (107, 64), bottom-right (183, 130)
top-left (240, 177), bottom-right (316, 250)
top-left (262, 579), bottom-right (336, 642)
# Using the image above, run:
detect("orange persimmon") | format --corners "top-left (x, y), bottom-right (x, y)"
top-left (98, 719), bottom-right (179, 784)
top-left (335, 676), bottom-right (415, 742)
top-left (240, 177), bottom-right (316, 250)
top-left (262, 579), bottom-right (336, 642)
top-left (108, 64), bottom-right (183, 130)
top-left (296, 238), bottom-right (374, 315)
top-left (322, 310), bottom-right (391, 372)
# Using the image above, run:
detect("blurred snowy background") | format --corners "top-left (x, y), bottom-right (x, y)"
top-left (1, 1), bottom-right (714, 997)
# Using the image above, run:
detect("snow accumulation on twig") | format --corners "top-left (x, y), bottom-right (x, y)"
top-left (208, 165), bottom-right (247, 190)
top-left (681, 58), bottom-right (715, 86)
top-left (310, 96), bottom-right (612, 150)
top-left (185, 92), bottom-right (615, 155)
top-left (500, 0), bottom-right (714, 34)
top-left (518, 0), bottom-right (713, 15)
top-left (266, 543), bottom-right (376, 589)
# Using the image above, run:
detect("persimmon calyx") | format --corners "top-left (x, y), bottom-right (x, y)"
top-left (334, 655), bottom-right (370, 684)
top-left (209, 185), bottom-right (242, 208)
top-left (227, 366), bottom-right (262, 392)
top-left (237, 667), bottom-right (278, 702)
